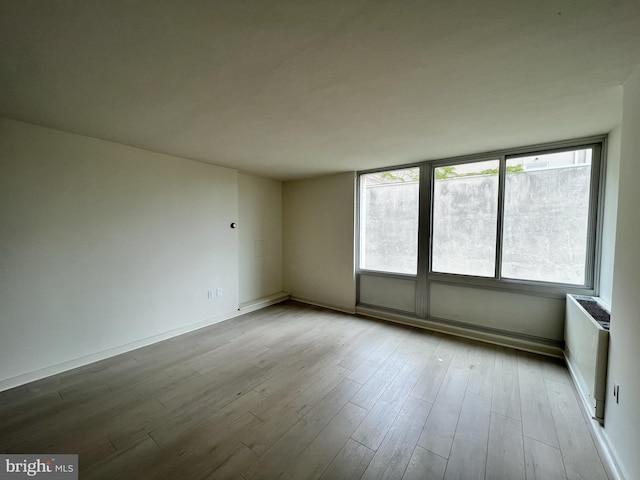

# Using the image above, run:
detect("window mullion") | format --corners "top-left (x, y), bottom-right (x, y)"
top-left (495, 155), bottom-right (507, 280)
top-left (415, 163), bottom-right (431, 318)
top-left (587, 143), bottom-right (604, 290)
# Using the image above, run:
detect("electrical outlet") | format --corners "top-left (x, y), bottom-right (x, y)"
top-left (207, 290), bottom-right (213, 299)
top-left (216, 288), bottom-right (223, 297)
top-left (613, 383), bottom-right (620, 403)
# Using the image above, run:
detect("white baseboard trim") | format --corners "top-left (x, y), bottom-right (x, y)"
top-left (290, 296), bottom-right (356, 315)
top-left (0, 309), bottom-right (247, 393)
top-left (592, 425), bottom-right (626, 480)
top-left (565, 353), bottom-right (626, 480)
top-left (238, 292), bottom-right (290, 314)
top-left (356, 306), bottom-right (564, 358)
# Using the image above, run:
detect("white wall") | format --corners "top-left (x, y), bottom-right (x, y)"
top-left (283, 173), bottom-right (356, 312)
top-left (605, 65), bottom-right (640, 480)
top-left (0, 118), bottom-right (240, 387)
top-left (238, 173), bottom-right (283, 304)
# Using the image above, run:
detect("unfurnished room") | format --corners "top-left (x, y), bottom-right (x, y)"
top-left (1, 1), bottom-right (640, 479)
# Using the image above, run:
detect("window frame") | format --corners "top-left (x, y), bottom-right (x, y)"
top-left (429, 156), bottom-right (502, 279)
top-left (356, 136), bottom-right (606, 300)
top-left (358, 167), bottom-right (421, 276)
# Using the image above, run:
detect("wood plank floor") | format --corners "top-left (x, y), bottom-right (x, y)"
top-left (0, 301), bottom-right (610, 480)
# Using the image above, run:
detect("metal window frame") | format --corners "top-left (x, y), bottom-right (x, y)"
top-left (356, 135), bottom-right (607, 309)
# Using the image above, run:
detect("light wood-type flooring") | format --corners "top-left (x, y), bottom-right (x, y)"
top-left (0, 301), bottom-right (610, 479)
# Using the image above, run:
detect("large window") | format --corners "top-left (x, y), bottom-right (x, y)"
top-left (359, 168), bottom-right (419, 274)
top-left (358, 139), bottom-right (603, 294)
top-left (502, 149), bottom-right (593, 285)
top-left (432, 159), bottom-right (499, 277)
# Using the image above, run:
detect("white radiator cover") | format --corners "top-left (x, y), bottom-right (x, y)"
top-left (564, 294), bottom-right (610, 421)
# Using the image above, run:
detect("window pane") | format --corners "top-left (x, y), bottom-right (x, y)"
top-left (502, 149), bottom-right (592, 284)
top-left (432, 160), bottom-right (499, 276)
top-left (360, 168), bottom-right (419, 274)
